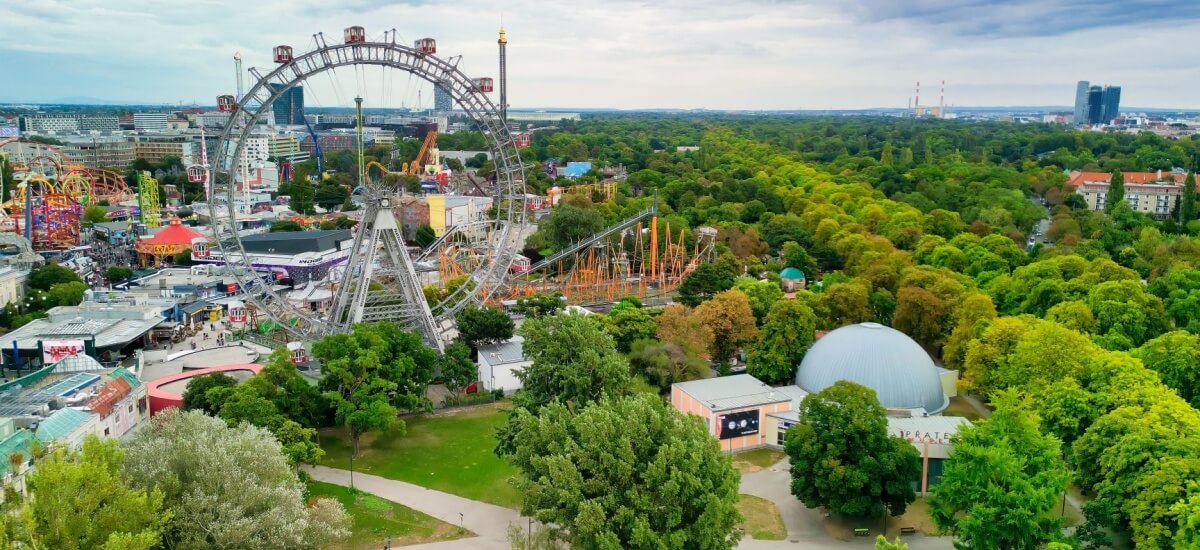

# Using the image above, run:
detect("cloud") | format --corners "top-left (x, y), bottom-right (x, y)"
top-left (1, 0), bottom-right (1199, 109)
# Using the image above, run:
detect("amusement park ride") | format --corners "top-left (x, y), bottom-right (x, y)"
top-left (0, 138), bottom-right (137, 249)
top-left (205, 26), bottom-right (716, 349)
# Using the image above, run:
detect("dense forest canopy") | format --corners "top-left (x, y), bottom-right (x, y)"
top-left (514, 114), bottom-right (1200, 548)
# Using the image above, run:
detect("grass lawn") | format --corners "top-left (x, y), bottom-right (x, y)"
top-left (319, 402), bottom-right (522, 509)
top-left (737, 494), bottom-right (787, 540)
top-left (732, 448), bottom-right (786, 473)
top-left (306, 480), bottom-right (472, 549)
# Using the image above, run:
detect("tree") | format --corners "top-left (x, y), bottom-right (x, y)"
top-left (536, 204), bottom-right (605, 251)
top-left (785, 381), bottom-right (920, 518)
top-left (511, 313), bottom-right (630, 412)
top-left (695, 289), bottom-right (758, 364)
top-left (122, 410), bottom-right (349, 549)
top-left (822, 282), bottom-right (872, 328)
top-left (269, 219), bottom-right (305, 232)
top-left (781, 241), bottom-right (818, 278)
top-left (314, 324), bottom-right (405, 457)
top-left (677, 261), bottom-right (737, 307)
top-left (5, 436), bottom-right (168, 550)
top-left (656, 304), bottom-right (714, 359)
top-left (875, 535), bottom-right (907, 550)
top-left (29, 263), bottom-right (81, 291)
top-left (504, 394), bottom-right (742, 549)
top-left (629, 339), bottom-right (708, 391)
top-left (172, 249), bottom-right (193, 266)
top-left (438, 341), bottom-right (477, 396)
top-left (733, 276), bottom-right (783, 324)
top-left (181, 372), bottom-right (237, 415)
top-left (454, 305), bottom-right (515, 350)
top-left (414, 224), bottom-right (436, 248)
top-left (1182, 172), bottom-right (1198, 223)
top-left (747, 299), bottom-right (816, 384)
top-left (47, 281), bottom-right (87, 308)
top-left (880, 142), bottom-right (894, 166)
top-left (511, 292), bottom-right (565, 318)
top-left (603, 305), bottom-right (658, 353)
top-left (105, 266), bottom-right (134, 285)
top-left (891, 287), bottom-right (948, 349)
top-left (928, 391), bottom-right (1069, 550)
top-left (1132, 331), bottom-right (1200, 408)
top-left (83, 205), bottom-right (108, 225)
top-left (1105, 169), bottom-right (1125, 214)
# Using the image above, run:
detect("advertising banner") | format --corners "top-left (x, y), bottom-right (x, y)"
top-left (718, 409), bottom-right (760, 440)
top-left (41, 339), bottom-right (86, 364)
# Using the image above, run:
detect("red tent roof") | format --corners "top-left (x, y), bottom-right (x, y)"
top-left (142, 217), bottom-right (205, 246)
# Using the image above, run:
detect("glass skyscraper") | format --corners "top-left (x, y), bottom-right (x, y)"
top-left (269, 84), bottom-right (305, 125)
top-left (433, 81), bottom-right (453, 112)
top-left (1079, 83), bottom-right (1121, 125)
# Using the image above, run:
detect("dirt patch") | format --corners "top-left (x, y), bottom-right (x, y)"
top-left (737, 494), bottom-right (787, 540)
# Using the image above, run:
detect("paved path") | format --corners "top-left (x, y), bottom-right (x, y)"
top-left (738, 457), bottom-right (955, 550)
top-left (306, 466), bottom-right (524, 549)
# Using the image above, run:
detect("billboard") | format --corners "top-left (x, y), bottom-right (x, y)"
top-left (718, 409), bottom-right (760, 440)
top-left (42, 339), bottom-right (86, 364)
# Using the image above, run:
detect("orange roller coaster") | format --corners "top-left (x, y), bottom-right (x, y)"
top-left (499, 221), bottom-right (718, 306)
top-left (60, 168), bottom-right (135, 206)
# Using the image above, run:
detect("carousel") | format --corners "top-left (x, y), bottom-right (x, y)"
top-left (135, 216), bottom-right (208, 267)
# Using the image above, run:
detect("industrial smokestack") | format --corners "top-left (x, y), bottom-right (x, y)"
top-left (939, 80), bottom-right (945, 113)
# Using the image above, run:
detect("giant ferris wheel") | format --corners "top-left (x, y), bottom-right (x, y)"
top-left (208, 26), bottom-right (526, 349)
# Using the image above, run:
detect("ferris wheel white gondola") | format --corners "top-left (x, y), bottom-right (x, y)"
top-left (208, 27), bottom-right (526, 348)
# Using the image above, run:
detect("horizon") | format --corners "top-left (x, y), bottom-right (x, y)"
top-left (3, 1), bottom-right (1200, 110)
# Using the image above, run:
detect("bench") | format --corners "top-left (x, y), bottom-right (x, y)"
top-left (853, 529), bottom-right (870, 537)
top-left (900, 527), bottom-right (917, 535)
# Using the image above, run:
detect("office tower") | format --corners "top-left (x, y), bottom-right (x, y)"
top-left (269, 84), bottom-right (305, 125)
top-left (1087, 86), bottom-right (1104, 124)
top-left (1073, 81), bottom-right (1090, 124)
top-left (1101, 86), bottom-right (1121, 123)
top-left (433, 81), bottom-right (453, 112)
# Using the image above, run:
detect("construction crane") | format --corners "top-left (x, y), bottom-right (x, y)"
top-left (404, 131), bottom-right (438, 176)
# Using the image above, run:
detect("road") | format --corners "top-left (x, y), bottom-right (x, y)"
top-left (1027, 196), bottom-right (1052, 251)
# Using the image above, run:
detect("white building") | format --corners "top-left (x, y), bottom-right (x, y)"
top-left (477, 336), bottom-right (528, 395)
top-left (0, 267), bottom-right (29, 308)
top-left (133, 113), bottom-right (169, 131)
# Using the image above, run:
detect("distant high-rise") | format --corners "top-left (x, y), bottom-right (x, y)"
top-left (1073, 81), bottom-right (1090, 124)
top-left (1100, 86), bottom-right (1121, 123)
top-left (1087, 86), bottom-right (1104, 124)
top-left (433, 81), bottom-right (453, 112)
top-left (1077, 82), bottom-right (1121, 125)
top-left (269, 84), bottom-right (305, 125)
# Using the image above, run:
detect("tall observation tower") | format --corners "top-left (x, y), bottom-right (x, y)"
top-left (498, 26), bottom-right (508, 122)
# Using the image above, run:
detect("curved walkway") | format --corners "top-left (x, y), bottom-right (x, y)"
top-left (305, 465), bottom-right (523, 549)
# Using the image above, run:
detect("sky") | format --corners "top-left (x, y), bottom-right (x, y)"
top-left (3, 0), bottom-right (1200, 110)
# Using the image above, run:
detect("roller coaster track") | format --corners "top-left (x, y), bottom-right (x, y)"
top-left (523, 206), bottom-right (657, 275)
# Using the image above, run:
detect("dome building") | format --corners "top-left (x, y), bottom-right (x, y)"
top-left (795, 322), bottom-right (951, 415)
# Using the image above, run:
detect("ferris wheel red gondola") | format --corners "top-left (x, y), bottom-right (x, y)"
top-left (474, 77), bottom-right (494, 92)
top-left (344, 26), bottom-right (366, 44)
top-left (273, 45), bottom-right (293, 63)
top-left (414, 38), bottom-right (437, 54)
top-left (217, 95), bottom-right (236, 112)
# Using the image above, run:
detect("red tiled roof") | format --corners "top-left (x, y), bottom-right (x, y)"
top-left (1068, 171), bottom-right (1187, 188)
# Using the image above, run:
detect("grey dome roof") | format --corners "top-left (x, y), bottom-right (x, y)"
top-left (796, 322), bottom-right (948, 414)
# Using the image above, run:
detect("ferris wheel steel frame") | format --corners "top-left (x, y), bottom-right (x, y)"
top-left (209, 34), bottom-right (526, 345)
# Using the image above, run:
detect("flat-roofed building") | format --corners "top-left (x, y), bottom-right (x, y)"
top-left (133, 134), bottom-right (196, 164)
top-left (58, 136), bottom-right (135, 169)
